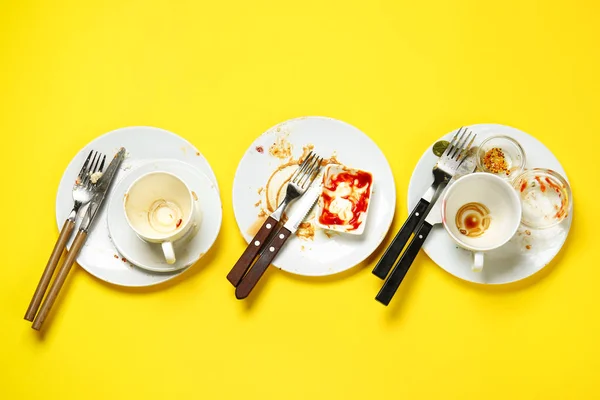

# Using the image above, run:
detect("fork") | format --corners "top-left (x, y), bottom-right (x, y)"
top-left (372, 127), bottom-right (476, 279)
top-left (24, 150), bottom-right (106, 321)
top-left (227, 151), bottom-right (322, 287)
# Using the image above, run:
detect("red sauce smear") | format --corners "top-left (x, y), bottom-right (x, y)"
top-left (256, 146), bottom-right (264, 153)
top-left (319, 170), bottom-right (372, 230)
top-left (520, 180), bottom-right (527, 192)
top-left (176, 219), bottom-right (183, 228)
top-left (543, 177), bottom-right (567, 218)
top-left (534, 176), bottom-right (546, 192)
top-left (545, 177), bottom-right (562, 193)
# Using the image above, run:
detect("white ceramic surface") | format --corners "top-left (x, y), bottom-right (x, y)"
top-left (108, 160), bottom-right (221, 273)
top-left (56, 126), bottom-right (220, 287)
top-left (408, 123), bottom-right (572, 284)
top-left (232, 116), bottom-right (396, 276)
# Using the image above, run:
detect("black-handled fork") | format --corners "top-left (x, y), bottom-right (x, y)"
top-left (372, 127), bottom-right (475, 280)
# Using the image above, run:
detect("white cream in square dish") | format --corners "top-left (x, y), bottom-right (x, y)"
top-left (316, 164), bottom-right (374, 235)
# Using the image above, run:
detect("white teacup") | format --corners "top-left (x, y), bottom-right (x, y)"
top-left (442, 173), bottom-right (521, 271)
top-left (124, 171), bottom-right (200, 264)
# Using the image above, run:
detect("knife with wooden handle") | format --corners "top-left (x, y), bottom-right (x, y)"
top-left (235, 184), bottom-right (321, 299)
top-left (32, 148), bottom-right (126, 330)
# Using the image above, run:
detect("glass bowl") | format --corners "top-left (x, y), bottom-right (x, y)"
top-left (476, 135), bottom-right (526, 179)
top-left (511, 168), bottom-right (572, 229)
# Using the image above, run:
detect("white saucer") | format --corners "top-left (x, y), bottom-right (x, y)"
top-left (107, 160), bottom-right (222, 273)
top-left (56, 126), bottom-right (220, 287)
top-left (232, 116), bottom-right (396, 276)
top-left (408, 123), bottom-right (572, 284)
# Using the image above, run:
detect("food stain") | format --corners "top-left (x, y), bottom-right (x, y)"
top-left (296, 222), bottom-right (315, 240)
top-left (196, 151), bottom-right (200, 156)
top-left (526, 245), bottom-right (532, 250)
top-left (254, 200), bottom-right (261, 207)
top-left (122, 257), bottom-right (127, 262)
top-left (520, 180), bottom-right (527, 192)
top-left (456, 202), bottom-right (491, 237)
top-left (534, 176), bottom-right (547, 192)
top-left (264, 144), bottom-right (339, 213)
top-left (114, 254), bottom-right (119, 259)
top-left (249, 143), bottom-right (343, 237)
top-left (256, 146), bottom-right (264, 153)
top-left (191, 191), bottom-right (198, 201)
top-left (269, 134), bottom-right (292, 159)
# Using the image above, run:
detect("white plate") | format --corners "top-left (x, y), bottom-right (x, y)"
top-left (232, 116), bottom-right (396, 276)
top-left (107, 160), bottom-right (222, 273)
top-left (408, 123), bottom-right (572, 284)
top-left (56, 126), bottom-right (220, 287)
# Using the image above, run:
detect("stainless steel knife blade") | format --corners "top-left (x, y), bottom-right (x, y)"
top-left (282, 182), bottom-right (322, 233)
top-left (80, 147), bottom-right (126, 231)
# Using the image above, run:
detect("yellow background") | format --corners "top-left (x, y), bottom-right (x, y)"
top-left (1, 0), bottom-right (598, 398)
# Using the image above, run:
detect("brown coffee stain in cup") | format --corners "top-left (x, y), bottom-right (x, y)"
top-left (456, 202), bottom-right (491, 237)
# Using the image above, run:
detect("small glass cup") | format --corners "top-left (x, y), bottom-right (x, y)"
top-left (511, 168), bottom-right (572, 229)
top-left (476, 135), bottom-right (526, 179)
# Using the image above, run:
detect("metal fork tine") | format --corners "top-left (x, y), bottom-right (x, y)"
top-left (450, 130), bottom-right (469, 159)
top-left (78, 150), bottom-right (93, 180)
top-left (91, 152), bottom-right (101, 174)
top-left (458, 132), bottom-right (476, 160)
top-left (299, 156), bottom-right (322, 187)
top-left (98, 155), bottom-right (107, 172)
top-left (296, 156), bottom-right (315, 187)
top-left (83, 152), bottom-right (98, 185)
top-left (290, 152), bottom-right (312, 182)
top-left (292, 152), bottom-right (316, 183)
top-left (441, 127), bottom-right (462, 159)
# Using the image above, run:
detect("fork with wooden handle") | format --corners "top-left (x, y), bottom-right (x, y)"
top-left (227, 152), bottom-right (322, 287)
top-left (31, 147), bottom-right (125, 330)
top-left (24, 150), bottom-right (105, 322)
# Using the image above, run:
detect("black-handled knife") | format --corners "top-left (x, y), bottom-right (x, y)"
top-left (374, 148), bottom-right (478, 305)
top-left (372, 184), bottom-right (444, 279)
top-left (375, 196), bottom-right (442, 305)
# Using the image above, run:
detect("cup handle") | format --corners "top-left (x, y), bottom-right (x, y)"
top-left (162, 242), bottom-right (176, 264)
top-left (472, 251), bottom-right (484, 272)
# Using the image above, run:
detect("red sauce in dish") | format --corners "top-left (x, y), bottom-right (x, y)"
top-left (535, 176), bottom-right (547, 192)
top-left (319, 170), bottom-right (372, 230)
top-left (520, 180), bottom-right (527, 192)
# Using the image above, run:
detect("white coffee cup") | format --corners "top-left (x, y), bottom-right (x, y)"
top-left (441, 173), bottom-right (521, 271)
top-left (124, 171), bottom-right (200, 264)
